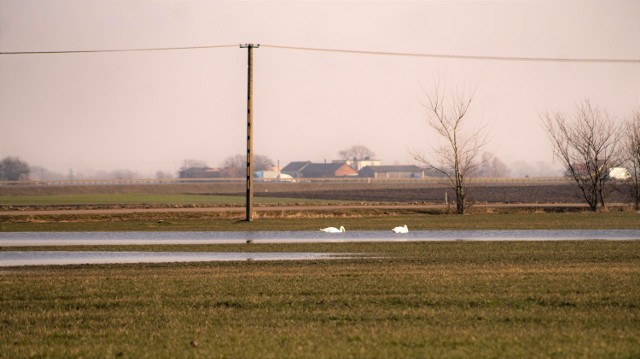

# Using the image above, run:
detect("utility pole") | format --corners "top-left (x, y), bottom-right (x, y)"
top-left (240, 43), bottom-right (259, 221)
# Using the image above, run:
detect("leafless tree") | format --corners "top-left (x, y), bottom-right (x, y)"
top-left (542, 99), bottom-right (622, 211)
top-left (156, 171), bottom-right (174, 179)
top-left (338, 145), bottom-right (376, 161)
top-left (476, 152), bottom-right (510, 178)
top-left (223, 154), bottom-right (274, 177)
top-left (111, 169), bottom-right (136, 180)
top-left (623, 109), bottom-right (640, 209)
top-left (414, 83), bottom-right (489, 214)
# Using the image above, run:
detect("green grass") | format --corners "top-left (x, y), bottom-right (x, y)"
top-left (2, 210), bottom-right (639, 232)
top-left (1, 241), bottom-right (639, 358)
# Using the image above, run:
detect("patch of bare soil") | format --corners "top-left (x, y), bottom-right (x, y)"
top-left (254, 184), bottom-right (631, 204)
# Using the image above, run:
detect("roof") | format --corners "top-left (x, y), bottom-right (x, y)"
top-left (281, 161), bottom-right (311, 172)
top-left (302, 163), bottom-right (356, 177)
top-left (360, 165), bottom-right (423, 173)
top-left (282, 161), bottom-right (358, 177)
top-left (305, 163), bottom-right (347, 172)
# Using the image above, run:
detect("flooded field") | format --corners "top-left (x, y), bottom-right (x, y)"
top-left (2, 229), bottom-right (639, 247)
top-left (0, 251), bottom-right (349, 266)
top-left (3, 230), bottom-right (638, 266)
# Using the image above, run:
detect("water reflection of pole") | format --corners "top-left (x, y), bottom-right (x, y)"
top-left (240, 44), bottom-right (259, 222)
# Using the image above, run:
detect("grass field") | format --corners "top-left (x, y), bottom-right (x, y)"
top-left (1, 241), bottom-right (639, 358)
top-left (0, 193), bottom-right (337, 207)
top-left (2, 210), bottom-right (639, 232)
top-left (2, 189), bottom-right (639, 232)
top-left (2, 187), bottom-right (639, 357)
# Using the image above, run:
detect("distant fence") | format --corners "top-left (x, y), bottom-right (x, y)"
top-left (0, 177), bottom-right (572, 187)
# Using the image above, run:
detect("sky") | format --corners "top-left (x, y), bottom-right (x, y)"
top-left (1, 0), bottom-right (639, 178)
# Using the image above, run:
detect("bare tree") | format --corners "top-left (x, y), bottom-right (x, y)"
top-left (111, 169), bottom-right (136, 180)
top-left (476, 152), bottom-right (510, 178)
top-left (542, 99), bottom-right (622, 211)
top-left (623, 109), bottom-right (640, 209)
top-left (156, 171), bottom-right (174, 179)
top-left (414, 83), bottom-right (489, 214)
top-left (338, 145), bottom-right (376, 161)
top-left (223, 154), bottom-right (274, 177)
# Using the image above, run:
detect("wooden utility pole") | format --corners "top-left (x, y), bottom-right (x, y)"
top-left (240, 44), bottom-right (259, 221)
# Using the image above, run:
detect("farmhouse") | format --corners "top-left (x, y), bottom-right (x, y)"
top-left (359, 165), bottom-right (424, 179)
top-left (333, 158), bottom-right (381, 171)
top-left (281, 161), bottom-right (358, 178)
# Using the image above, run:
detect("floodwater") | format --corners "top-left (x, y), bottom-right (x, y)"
top-left (0, 251), bottom-right (348, 267)
top-left (2, 230), bottom-right (638, 266)
top-left (1, 230), bottom-right (639, 247)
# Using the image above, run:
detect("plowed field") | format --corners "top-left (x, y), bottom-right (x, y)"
top-left (256, 183), bottom-right (630, 204)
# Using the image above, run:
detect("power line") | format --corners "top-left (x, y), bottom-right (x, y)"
top-left (0, 44), bottom-right (237, 55)
top-left (261, 44), bottom-right (640, 64)
top-left (1, 43), bottom-right (638, 64)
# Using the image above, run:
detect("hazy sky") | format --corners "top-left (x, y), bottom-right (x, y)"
top-left (1, 1), bottom-right (639, 177)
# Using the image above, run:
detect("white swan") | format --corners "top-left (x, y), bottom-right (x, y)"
top-left (392, 225), bottom-right (409, 233)
top-left (320, 226), bottom-right (345, 233)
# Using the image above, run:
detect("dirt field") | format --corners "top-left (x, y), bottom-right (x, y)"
top-left (255, 183), bottom-right (631, 204)
top-left (0, 180), bottom-right (633, 206)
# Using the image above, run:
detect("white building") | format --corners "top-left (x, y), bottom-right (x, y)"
top-left (609, 167), bottom-right (631, 180)
top-left (333, 159), bottom-right (382, 171)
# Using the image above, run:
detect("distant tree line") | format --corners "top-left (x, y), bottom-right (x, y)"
top-left (0, 157), bottom-right (30, 181)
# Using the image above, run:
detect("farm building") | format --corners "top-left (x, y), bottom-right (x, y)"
top-left (567, 163), bottom-right (632, 181)
top-left (609, 167), bottom-right (631, 180)
top-left (359, 165), bottom-right (424, 179)
top-left (178, 166), bottom-right (221, 179)
top-left (281, 161), bottom-right (311, 178)
top-left (333, 158), bottom-right (381, 171)
top-left (254, 170), bottom-right (294, 181)
top-left (281, 161), bottom-right (358, 178)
